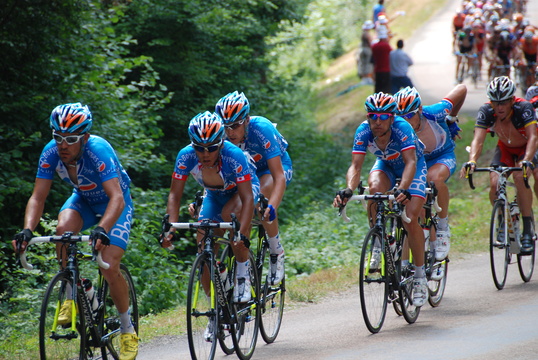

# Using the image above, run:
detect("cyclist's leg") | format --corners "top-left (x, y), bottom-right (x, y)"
top-left (368, 160), bottom-right (394, 224)
top-left (489, 145), bottom-right (503, 204)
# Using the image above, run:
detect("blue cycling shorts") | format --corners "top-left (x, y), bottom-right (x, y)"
top-left (60, 190), bottom-right (133, 250)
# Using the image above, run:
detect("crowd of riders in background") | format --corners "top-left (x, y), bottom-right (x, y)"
top-left (452, 0), bottom-right (538, 93)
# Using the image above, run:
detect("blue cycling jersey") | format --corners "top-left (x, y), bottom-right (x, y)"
top-left (420, 99), bottom-right (455, 159)
top-left (172, 140), bottom-right (259, 195)
top-left (36, 136), bottom-right (131, 205)
top-left (352, 116), bottom-right (424, 172)
top-left (235, 116), bottom-right (291, 175)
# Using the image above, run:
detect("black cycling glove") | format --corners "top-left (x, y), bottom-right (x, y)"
top-left (90, 226), bottom-right (110, 250)
top-left (14, 228), bottom-right (33, 253)
top-left (394, 189), bottom-right (411, 201)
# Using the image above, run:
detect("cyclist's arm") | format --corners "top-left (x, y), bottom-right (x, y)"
top-left (523, 122), bottom-right (538, 162)
top-left (265, 155), bottom-right (286, 212)
top-left (445, 84), bottom-right (467, 116)
top-left (23, 178), bottom-right (53, 231)
top-left (98, 178), bottom-right (125, 233)
top-left (237, 180), bottom-right (254, 237)
top-left (166, 178), bottom-right (186, 223)
top-left (345, 153), bottom-right (366, 193)
top-left (399, 148), bottom-right (417, 190)
top-left (459, 126), bottom-right (487, 178)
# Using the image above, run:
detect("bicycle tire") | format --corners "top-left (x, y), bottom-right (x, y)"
top-left (359, 227), bottom-right (388, 334)
top-left (490, 200), bottom-right (509, 290)
top-left (457, 58), bottom-right (466, 83)
top-left (428, 260), bottom-right (448, 307)
top-left (39, 272), bottom-right (87, 360)
top-left (399, 260), bottom-right (420, 324)
top-left (218, 245), bottom-right (236, 355)
top-left (99, 264), bottom-right (139, 359)
top-left (517, 250), bottom-right (535, 282)
top-left (230, 251), bottom-right (260, 360)
top-left (258, 238), bottom-right (285, 344)
top-left (187, 253), bottom-right (218, 360)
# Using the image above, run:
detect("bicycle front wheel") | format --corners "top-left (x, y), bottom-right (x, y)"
top-left (230, 251), bottom-right (260, 360)
top-left (99, 264), bottom-right (139, 359)
top-left (187, 253), bottom-right (218, 360)
top-left (490, 200), bottom-right (509, 290)
top-left (259, 244), bottom-right (285, 344)
top-left (39, 272), bottom-right (87, 360)
top-left (359, 228), bottom-right (388, 334)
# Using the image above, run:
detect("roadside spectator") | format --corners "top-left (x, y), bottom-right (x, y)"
top-left (373, 0), bottom-right (385, 22)
top-left (356, 20), bottom-right (375, 85)
top-left (371, 28), bottom-right (392, 93)
top-left (390, 39), bottom-right (414, 94)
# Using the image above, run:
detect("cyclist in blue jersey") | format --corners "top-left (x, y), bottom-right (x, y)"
top-left (215, 91), bottom-right (292, 286)
top-left (162, 111), bottom-right (260, 306)
top-left (12, 103), bottom-right (138, 359)
top-left (395, 85), bottom-right (467, 261)
top-left (333, 92), bottom-right (429, 307)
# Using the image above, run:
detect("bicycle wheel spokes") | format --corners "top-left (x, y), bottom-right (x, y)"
top-left (490, 201), bottom-right (509, 290)
top-left (100, 264), bottom-right (139, 359)
top-left (428, 260), bottom-right (448, 307)
top-left (517, 249), bottom-right (535, 282)
top-left (40, 273), bottom-right (86, 360)
top-left (359, 228), bottom-right (388, 334)
top-left (218, 245), bottom-right (235, 355)
top-left (187, 254), bottom-right (217, 360)
top-left (399, 264), bottom-right (420, 324)
top-left (231, 252), bottom-right (260, 360)
top-left (259, 248), bottom-right (285, 344)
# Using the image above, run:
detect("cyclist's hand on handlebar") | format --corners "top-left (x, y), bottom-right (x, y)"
top-left (333, 188), bottom-right (353, 207)
top-left (261, 204), bottom-right (277, 223)
top-left (159, 230), bottom-right (178, 249)
top-left (12, 228), bottom-right (33, 254)
top-left (521, 160), bottom-right (535, 171)
top-left (90, 226), bottom-right (110, 252)
top-left (460, 161), bottom-right (476, 178)
top-left (394, 189), bottom-right (411, 203)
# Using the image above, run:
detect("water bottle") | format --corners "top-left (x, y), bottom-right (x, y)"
top-left (217, 262), bottom-right (230, 292)
top-left (81, 278), bottom-right (99, 312)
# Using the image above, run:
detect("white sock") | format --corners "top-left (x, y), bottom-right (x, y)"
top-left (236, 260), bottom-right (250, 279)
top-left (268, 233), bottom-right (284, 255)
top-left (120, 311), bottom-right (135, 334)
top-left (438, 217), bottom-right (449, 231)
top-left (414, 265), bottom-right (425, 278)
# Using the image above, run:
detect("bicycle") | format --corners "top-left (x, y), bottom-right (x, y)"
top-left (515, 61), bottom-right (536, 95)
top-left (339, 184), bottom-right (419, 333)
top-left (421, 183), bottom-right (449, 307)
top-left (162, 214), bottom-right (260, 360)
top-left (20, 232), bottom-right (138, 360)
top-left (252, 194), bottom-right (285, 343)
top-left (466, 165), bottom-right (535, 289)
top-left (455, 51), bottom-right (479, 87)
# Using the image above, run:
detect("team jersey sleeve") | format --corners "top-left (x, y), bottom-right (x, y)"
top-left (227, 145), bottom-right (253, 183)
top-left (352, 121), bottom-right (371, 154)
top-left (520, 101), bottom-right (537, 127)
top-left (86, 138), bottom-right (123, 183)
top-left (172, 145), bottom-right (197, 181)
top-left (475, 104), bottom-right (494, 129)
top-left (36, 140), bottom-right (60, 180)
top-left (394, 118), bottom-right (417, 152)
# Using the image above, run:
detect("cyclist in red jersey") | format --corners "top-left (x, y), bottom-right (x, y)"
top-left (461, 77), bottom-right (537, 255)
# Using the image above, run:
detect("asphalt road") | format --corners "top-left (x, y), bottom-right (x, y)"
top-left (137, 1), bottom-right (538, 359)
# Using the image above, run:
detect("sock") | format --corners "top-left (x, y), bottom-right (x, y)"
top-left (236, 260), bottom-right (250, 279)
top-left (268, 233), bottom-right (284, 255)
top-left (401, 259), bottom-right (410, 268)
top-left (437, 217), bottom-right (449, 231)
top-left (120, 311), bottom-right (135, 334)
top-left (523, 216), bottom-right (533, 236)
top-left (414, 265), bottom-right (425, 278)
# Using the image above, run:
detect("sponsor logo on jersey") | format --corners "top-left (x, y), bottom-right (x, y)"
top-left (97, 161), bottom-right (106, 172)
top-left (235, 164), bottom-right (243, 173)
top-left (78, 175), bottom-right (97, 191)
top-left (252, 153), bottom-right (262, 162)
top-left (263, 140), bottom-right (271, 149)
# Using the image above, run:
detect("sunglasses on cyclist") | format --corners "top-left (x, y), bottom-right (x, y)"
top-left (192, 141), bottom-right (223, 153)
top-left (224, 118), bottom-right (246, 130)
top-left (401, 110), bottom-right (419, 120)
top-left (491, 99), bottom-right (512, 106)
top-left (367, 113), bottom-right (393, 121)
top-left (52, 132), bottom-right (85, 145)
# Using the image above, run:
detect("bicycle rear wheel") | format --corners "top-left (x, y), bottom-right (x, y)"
top-left (187, 253), bottom-right (218, 360)
top-left (39, 272), bottom-right (87, 360)
top-left (428, 259), bottom-right (448, 307)
top-left (258, 240), bottom-right (285, 344)
top-left (518, 213), bottom-right (536, 282)
top-left (490, 200), bottom-right (509, 290)
top-left (230, 251), bottom-right (260, 360)
top-left (359, 228), bottom-right (388, 334)
top-left (99, 264), bottom-right (139, 359)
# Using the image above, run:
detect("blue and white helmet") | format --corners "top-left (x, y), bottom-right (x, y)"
top-left (364, 92), bottom-right (398, 113)
top-left (394, 87), bottom-right (422, 115)
top-left (50, 103), bottom-right (92, 133)
top-left (188, 111), bottom-right (224, 145)
top-left (215, 91), bottom-right (250, 125)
